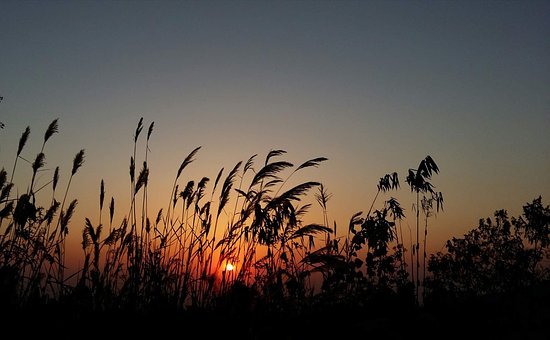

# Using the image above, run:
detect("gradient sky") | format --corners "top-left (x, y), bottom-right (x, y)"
top-left (1, 0), bottom-right (549, 258)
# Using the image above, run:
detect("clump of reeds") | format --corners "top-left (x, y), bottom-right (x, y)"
top-left (0, 116), bottom-right (443, 318)
top-left (69, 118), bottom-right (333, 312)
top-left (0, 118), bottom-right (85, 305)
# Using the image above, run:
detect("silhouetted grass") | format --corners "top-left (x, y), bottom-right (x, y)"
top-left (0, 117), bottom-right (548, 339)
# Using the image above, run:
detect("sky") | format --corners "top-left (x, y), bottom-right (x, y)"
top-left (0, 0), bottom-right (549, 260)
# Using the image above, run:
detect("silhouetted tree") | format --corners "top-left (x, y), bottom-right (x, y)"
top-left (426, 197), bottom-right (550, 301)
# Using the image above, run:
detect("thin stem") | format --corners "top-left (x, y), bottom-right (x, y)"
top-left (416, 191), bottom-right (420, 305)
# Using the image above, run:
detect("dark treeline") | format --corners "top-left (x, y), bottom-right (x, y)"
top-left (0, 118), bottom-right (548, 339)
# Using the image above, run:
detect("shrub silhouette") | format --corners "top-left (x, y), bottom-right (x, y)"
top-left (427, 197), bottom-right (549, 299)
top-left (424, 197), bottom-right (550, 339)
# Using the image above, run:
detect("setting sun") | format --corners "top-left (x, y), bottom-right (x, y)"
top-left (226, 263), bottom-right (235, 272)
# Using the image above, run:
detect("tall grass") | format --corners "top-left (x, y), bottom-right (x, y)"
top-left (0, 117), bottom-right (438, 314)
top-left (0, 119), bottom-right (84, 304)
top-left (405, 156), bottom-right (443, 304)
top-left (3, 115), bottom-right (549, 340)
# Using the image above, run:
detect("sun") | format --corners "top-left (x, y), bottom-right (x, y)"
top-left (225, 263), bottom-right (235, 271)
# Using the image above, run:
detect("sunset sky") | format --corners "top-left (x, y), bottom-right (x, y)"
top-left (1, 0), bottom-right (549, 259)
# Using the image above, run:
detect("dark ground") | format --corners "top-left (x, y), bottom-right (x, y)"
top-left (2, 289), bottom-right (549, 340)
